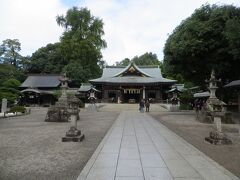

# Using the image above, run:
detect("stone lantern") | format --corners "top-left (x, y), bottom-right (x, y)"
top-left (206, 70), bottom-right (226, 112)
top-left (204, 70), bottom-right (232, 145)
top-left (88, 86), bottom-right (97, 104)
top-left (62, 96), bottom-right (84, 142)
top-left (87, 86), bottom-right (98, 112)
top-left (45, 73), bottom-right (70, 122)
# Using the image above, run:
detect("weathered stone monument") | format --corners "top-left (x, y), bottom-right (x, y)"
top-left (167, 86), bottom-right (181, 112)
top-left (170, 93), bottom-right (180, 112)
top-left (214, 117), bottom-right (222, 133)
top-left (62, 96), bottom-right (84, 142)
top-left (203, 70), bottom-right (232, 144)
top-left (206, 70), bottom-right (226, 112)
top-left (87, 86), bottom-right (98, 112)
top-left (1, 98), bottom-right (7, 117)
top-left (45, 74), bottom-right (70, 122)
top-left (196, 70), bottom-right (232, 123)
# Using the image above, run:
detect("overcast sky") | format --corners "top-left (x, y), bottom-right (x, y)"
top-left (0, 0), bottom-right (239, 65)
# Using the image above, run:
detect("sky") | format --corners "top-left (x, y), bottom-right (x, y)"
top-left (0, 0), bottom-right (240, 65)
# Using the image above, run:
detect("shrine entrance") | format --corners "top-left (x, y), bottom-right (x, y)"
top-left (122, 88), bottom-right (141, 103)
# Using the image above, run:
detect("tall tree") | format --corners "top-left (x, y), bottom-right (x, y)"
top-left (164, 4), bottom-right (240, 87)
top-left (0, 39), bottom-right (21, 67)
top-left (0, 78), bottom-right (21, 105)
top-left (115, 58), bottom-right (130, 66)
top-left (0, 64), bottom-right (25, 85)
top-left (98, 59), bottom-right (107, 69)
top-left (63, 62), bottom-right (91, 85)
top-left (56, 7), bottom-right (107, 84)
top-left (132, 52), bottom-right (161, 66)
top-left (28, 43), bottom-right (66, 73)
top-left (116, 52), bottom-right (162, 66)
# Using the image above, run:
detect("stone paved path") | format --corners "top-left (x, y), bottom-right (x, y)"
top-left (77, 111), bottom-right (239, 180)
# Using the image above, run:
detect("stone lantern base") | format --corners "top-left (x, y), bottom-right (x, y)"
top-left (62, 127), bottom-right (85, 142)
top-left (205, 131), bottom-right (232, 145)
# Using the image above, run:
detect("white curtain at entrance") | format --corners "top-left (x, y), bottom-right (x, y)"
top-left (123, 89), bottom-right (140, 94)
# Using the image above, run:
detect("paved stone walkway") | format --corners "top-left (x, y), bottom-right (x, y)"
top-left (77, 111), bottom-right (239, 180)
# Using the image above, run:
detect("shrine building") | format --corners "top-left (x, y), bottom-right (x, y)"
top-left (89, 62), bottom-right (177, 103)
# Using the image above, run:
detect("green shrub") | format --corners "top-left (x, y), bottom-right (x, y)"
top-left (10, 106), bottom-right (26, 113)
top-left (0, 90), bottom-right (19, 105)
top-left (2, 78), bottom-right (21, 88)
top-left (179, 90), bottom-right (194, 104)
top-left (79, 99), bottom-right (85, 108)
top-left (53, 90), bottom-right (62, 99)
top-left (0, 78), bottom-right (21, 105)
top-left (179, 104), bottom-right (191, 110)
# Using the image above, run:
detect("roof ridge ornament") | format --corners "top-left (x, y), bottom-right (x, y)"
top-left (113, 62), bottom-right (151, 77)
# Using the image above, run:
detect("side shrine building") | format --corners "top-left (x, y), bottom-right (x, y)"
top-left (89, 63), bottom-right (177, 103)
top-left (20, 74), bottom-right (62, 105)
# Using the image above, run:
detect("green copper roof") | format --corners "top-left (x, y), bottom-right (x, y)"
top-left (90, 63), bottom-right (176, 85)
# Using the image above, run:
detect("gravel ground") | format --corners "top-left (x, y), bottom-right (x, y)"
top-left (0, 107), bottom-right (119, 180)
top-left (150, 112), bottom-right (240, 178)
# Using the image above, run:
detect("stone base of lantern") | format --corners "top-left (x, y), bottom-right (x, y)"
top-left (62, 127), bottom-right (85, 142)
top-left (205, 131), bottom-right (232, 145)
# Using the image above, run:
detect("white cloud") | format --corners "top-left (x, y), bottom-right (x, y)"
top-left (0, 0), bottom-right (66, 56)
top-left (0, 0), bottom-right (239, 65)
top-left (79, 0), bottom-right (240, 65)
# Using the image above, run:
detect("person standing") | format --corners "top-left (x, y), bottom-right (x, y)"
top-left (139, 99), bottom-right (145, 113)
top-left (145, 99), bottom-right (150, 112)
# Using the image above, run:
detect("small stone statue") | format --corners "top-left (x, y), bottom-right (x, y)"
top-left (62, 96), bottom-right (84, 142)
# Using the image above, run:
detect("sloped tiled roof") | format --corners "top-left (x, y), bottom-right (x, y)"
top-left (21, 74), bottom-right (62, 88)
top-left (78, 83), bottom-right (92, 92)
top-left (20, 88), bottom-right (54, 94)
top-left (101, 65), bottom-right (163, 78)
top-left (78, 83), bottom-right (100, 92)
top-left (90, 63), bottom-right (176, 85)
top-left (194, 92), bottom-right (210, 98)
top-left (224, 80), bottom-right (240, 88)
top-left (90, 76), bottom-right (176, 85)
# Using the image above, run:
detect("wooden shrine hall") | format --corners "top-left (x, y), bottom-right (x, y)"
top-left (89, 62), bottom-right (177, 103)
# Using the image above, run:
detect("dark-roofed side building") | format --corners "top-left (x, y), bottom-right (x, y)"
top-left (77, 83), bottom-right (101, 103)
top-left (224, 80), bottom-right (240, 112)
top-left (20, 74), bottom-right (62, 105)
top-left (89, 63), bottom-right (177, 103)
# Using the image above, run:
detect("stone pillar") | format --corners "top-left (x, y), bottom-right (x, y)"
top-left (62, 107), bottom-right (84, 142)
top-left (1, 98), bottom-right (7, 115)
top-left (142, 87), bottom-right (145, 99)
top-left (70, 112), bottom-right (77, 128)
top-left (238, 93), bottom-right (240, 112)
top-left (117, 90), bottom-right (121, 104)
top-left (156, 90), bottom-right (160, 99)
top-left (103, 90), bottom-right (108, 99)
top-left (159, 91), bottom-right (162, 101)
top-left (214, 117), bottom-right (222, 133)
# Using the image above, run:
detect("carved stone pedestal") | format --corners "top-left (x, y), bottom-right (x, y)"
top-left (205, 115), bottom-right (232, 145)
top-left (205, 131), bottom-right (232, 145)
top-left (62, 127), bottom-right (85, 142)
top-left (62, 103), bottom-right (84, 142)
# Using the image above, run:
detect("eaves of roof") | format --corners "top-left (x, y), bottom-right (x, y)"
top-left (89, 76), bottom-right (176, 86)
top-left (224, 80), bottom-right (240, 88)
